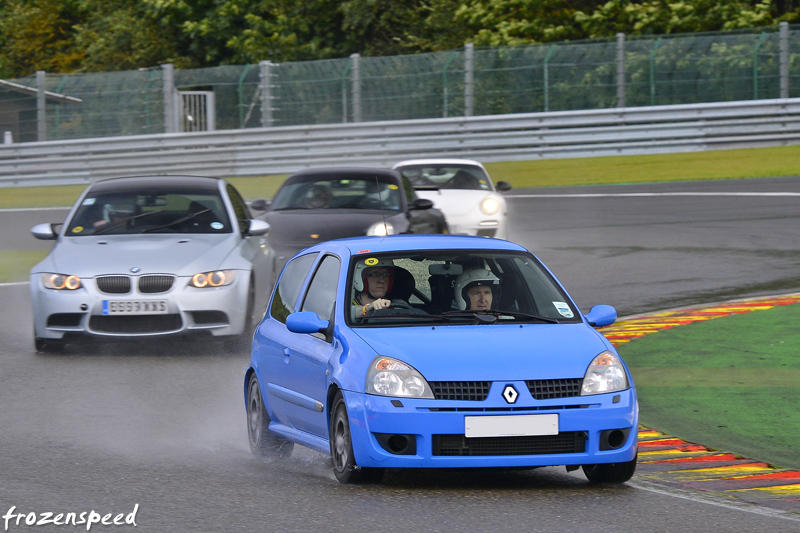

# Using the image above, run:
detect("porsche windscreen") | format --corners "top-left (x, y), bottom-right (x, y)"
top-left (348, 250), bottom-right (581, 326)
top-left (271, 176), bottom-right (402, 211)
top-left (65, 190), bottom-right (233, 235)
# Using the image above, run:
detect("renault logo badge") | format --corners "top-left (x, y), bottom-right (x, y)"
top-left (502, 385), bottom-right (518, 404)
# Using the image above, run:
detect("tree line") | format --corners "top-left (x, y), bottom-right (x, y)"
top-left (1, 0), bottom-right (798, 79)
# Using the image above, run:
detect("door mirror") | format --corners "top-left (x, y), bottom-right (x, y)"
top-left (287, 311), bottom-right (330, 334)
top-left (411, 198), bottom-right (434, 210)
top-left (584, 305), bottom-right (617, 328)
top-left (249, 199), bottom-right (270, 211)
top-left (31, 223), bottom-right (58, 240)
top-left (245, 219), bottom-right (270, 236)
top-left (495, 181), bottom-right (512, 192)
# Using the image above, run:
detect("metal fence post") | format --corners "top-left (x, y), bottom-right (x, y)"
top-left (351, 53), bottom-right (362, 122)
top-left (36, 71), bottom-right (46, 141)
top-left (464, 43), bottom-right (474, 117)
top-left (780, 21), bottom-right (789, 99)
top-left (617, 33), bottom-right (626, 108)
top-left (162, 64), bottom-right (178, 133)
top-left (259, 61), bottom-right (274, 127)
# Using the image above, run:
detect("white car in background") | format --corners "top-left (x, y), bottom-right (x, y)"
top-left (393, 159), bottom-right (512, 240)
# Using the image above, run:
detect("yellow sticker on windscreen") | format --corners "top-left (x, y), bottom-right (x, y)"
top-left (72, 226), bottom-right (84, 233)
top-left (388, 184), bottom-right (399, 190)
top-left (364, 257), bottom-right (379, 266)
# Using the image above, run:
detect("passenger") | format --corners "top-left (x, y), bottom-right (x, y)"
top-left (454, 268), bottom-right (501, 311)
top-left (352, 259), bottom-right (395, 318)
top-left (305, 184), bottom-right (332, 208)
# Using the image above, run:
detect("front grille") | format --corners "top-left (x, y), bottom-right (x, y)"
top-left (138, 275), bottom-right (174, 294)
top-left (526, 379), bottom-right (582, 400)
top-left (89, 314), bottom-right (182, 334)
top-left (96, 276), bottom-right (131, 294)
top-left (429, 381), bottom-right (491, 401)
top-left (432, 432), bottom-right (586, 456)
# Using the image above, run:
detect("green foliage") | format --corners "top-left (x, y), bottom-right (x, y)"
top-left (1, 0), bottom-right (798, 77)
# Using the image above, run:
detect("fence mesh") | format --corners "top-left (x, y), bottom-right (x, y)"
top-left (1, 24), bottom-right (798, 142)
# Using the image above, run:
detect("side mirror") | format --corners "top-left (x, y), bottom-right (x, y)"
top-left (287, 311), bottom-right (330, 334)
top-left (250, 199), bottom-right (270, 211)
top-left (584, 305), bottom-right (617, 328)
top-left (31, 223), bottom-right (58, 240)
top-left (495, 181), bottom-right (512, 192)
top-left (411, 198), bottom-right (434, 210)
top-left (245, 218), bottom-right (270, 236)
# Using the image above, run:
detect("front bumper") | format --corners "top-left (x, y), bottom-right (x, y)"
top-left (343, 384), bottom-right (638, 469)
top-left (30, 272), bottom-right (250, 340)
top-left (446, 214), bottom-right (508, 240)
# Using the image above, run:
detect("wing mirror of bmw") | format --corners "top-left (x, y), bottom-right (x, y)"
top-left (31, 223), bottom-right (61, 240)
top-left (286, 311), bottom-right (330, 334)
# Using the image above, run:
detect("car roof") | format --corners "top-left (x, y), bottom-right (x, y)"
top-left (287, 167), bottom-right (401, 181)
top-left (393, 159), bottom-right (487, 169)
top-left (301, 234), bottom-right (526, 258)
top-left (88, 175), bottom-right (224, 193)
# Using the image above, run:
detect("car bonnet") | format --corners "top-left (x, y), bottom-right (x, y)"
top-left (42, 233), bottom-right (240, 277)
top-left (414, 190), bottom-right (501, 217)
top-left (351, 322), bottom-right (612, 382)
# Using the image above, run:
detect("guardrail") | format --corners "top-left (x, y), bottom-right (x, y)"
top-left (1, 98), bottom-right (799, 187)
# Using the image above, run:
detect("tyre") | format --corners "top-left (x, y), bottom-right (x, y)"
top-left (329, 391), bottom-right (384, 484)
top-left (246, 372), bottom-right (293, 459)
top-left (34, 334), bottom-right (63, 354)
top-left (582, 454), bottom-right (637, 484)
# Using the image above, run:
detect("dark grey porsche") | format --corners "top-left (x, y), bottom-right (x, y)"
top-left (251, 168), bottom-right (448, 276)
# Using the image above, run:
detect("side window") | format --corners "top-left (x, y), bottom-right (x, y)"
top-left (226, 183), bottom-right (251, 222)
top-left (301, 255), bottom-right (341, 323)
top-left (401, 175), bottom-right (418, 204)
top-left (270, 253), bottom-right (319, 323)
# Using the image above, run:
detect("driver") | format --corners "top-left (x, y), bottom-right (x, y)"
top-left (352, 258), bottom-right (396, 319)
top-left (94, 202), bottom-right (135, 229)
top-left (305, 184), bottom-right (332, 208)
top-left (454, 268), bottom-right (501, 311)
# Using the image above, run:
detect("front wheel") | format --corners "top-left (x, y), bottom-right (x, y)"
top-left (246, 373), bottom-right (293, 459)
top-left (329, 391), bottom-right (384, 484)
top-left (582, 454), bottom-right (637, 484)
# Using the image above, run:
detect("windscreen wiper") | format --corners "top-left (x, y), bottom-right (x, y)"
top-left (443, 310), bottom-right (560, 324)
top-left (140, 208), bottom-right (211, 233)
top-left (93, 210), bottom-right (164, 234)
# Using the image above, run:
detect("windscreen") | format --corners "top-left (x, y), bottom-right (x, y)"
top-left (270, 175), bottom-right (402, 211)
top-left (348, 249), bottom-right (580, 326)
top-left (65, 189), bottom-right (232, 235)
top-left (395, 164), bottom-right (492, 191)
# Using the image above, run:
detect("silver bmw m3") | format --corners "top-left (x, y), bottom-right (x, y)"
top-left (29, 176), bottom-right (274, 352)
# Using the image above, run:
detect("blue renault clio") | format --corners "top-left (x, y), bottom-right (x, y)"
top-left (245, 234), bottom-right (637, 484)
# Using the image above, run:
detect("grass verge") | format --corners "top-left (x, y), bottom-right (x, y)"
top-left (617, 302), bottom-right (800, 470)
top-left (2, 144), bottom-right (799, 209)
top-left (1, 250), bottom-right (48, 284)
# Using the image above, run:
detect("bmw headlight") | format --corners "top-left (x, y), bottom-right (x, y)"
top-left (191, 270), bottom-right (237, 288)
top-left (366, 221), bottom-right (395, 236)
top-left (581, 350), bottom-right (629, 395)
top-left (42, 273), bottom-right (82, 290)
top-left (480, 197), bottom-right (500, 215)
top-left (366, 357), bottom-right (434, 398)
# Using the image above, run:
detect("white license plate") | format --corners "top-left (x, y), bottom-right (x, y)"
top-left (102, 300), bottom-right (168, 315)
top-left (464, 414), bottom-right (559, 438)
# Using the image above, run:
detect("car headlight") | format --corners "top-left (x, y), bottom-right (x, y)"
top-left (366, 221), bottom-right (395, 236)
top-left (190, 270), bottom-right (237, 288)
top-left (480, 197), bottom-right (500, 215)
top-left (366, 356), bottom-right (434, 398)
top-left (41, 273), bottom-right (82, 290)
top-left (581, 350), bottom-right (629, 395)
